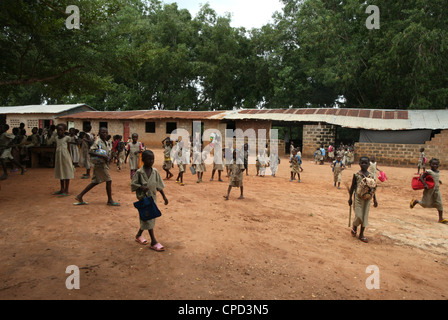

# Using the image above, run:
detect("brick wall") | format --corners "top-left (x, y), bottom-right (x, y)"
top-left (302, 123), bottom-right (336, 158)
top-left (354, 130), bottom-right (448, 168)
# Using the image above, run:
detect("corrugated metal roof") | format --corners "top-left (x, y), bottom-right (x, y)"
top-left (58, 110), bottom-right (147, 120)
top-left (223, 108), bottom-right (448, 130)
top-left (58, 110), bottom-right (229, 121)
top-left (55, 108), bottom-right (448, 131)
top-left (0, 104), bottom-right (94, 114)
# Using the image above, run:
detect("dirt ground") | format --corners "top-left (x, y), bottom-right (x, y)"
top-left (1, 147), bottom-right (447, 300)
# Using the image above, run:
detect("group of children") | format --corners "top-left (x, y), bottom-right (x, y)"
top-left (312, 143), bottom-right (354, 167)
top-left (2, 123), bottom-right (445, 251)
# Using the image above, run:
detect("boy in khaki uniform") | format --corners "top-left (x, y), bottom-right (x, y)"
top-left (224, 151), bottom-right (245, 200)
top-left (74, 127), bottom-right (119, 206)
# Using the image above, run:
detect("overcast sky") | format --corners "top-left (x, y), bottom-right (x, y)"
top-left (163, 0), bottom-right (284, 29)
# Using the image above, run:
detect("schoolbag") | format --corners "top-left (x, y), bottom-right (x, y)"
top-left (357, 175), bottom-right (377, 200)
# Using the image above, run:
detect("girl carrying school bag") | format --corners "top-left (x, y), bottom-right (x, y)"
top-left (133, 196), bottom-right (162, 221)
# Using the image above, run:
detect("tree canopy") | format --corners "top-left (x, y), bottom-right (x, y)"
top-left (1, 0), bottom-right (447, 110)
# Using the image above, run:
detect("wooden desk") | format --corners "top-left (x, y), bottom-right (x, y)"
top-left (29, 146), bottom-right (56, 168)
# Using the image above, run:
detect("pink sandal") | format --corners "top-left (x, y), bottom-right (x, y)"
top-left (135, 236), bottom-right (148, 245)
top-left (150, 243), bottom-right (165, 252)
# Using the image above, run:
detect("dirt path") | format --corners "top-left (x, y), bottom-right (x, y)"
top-left (1, 148), bottom-right (447, 300)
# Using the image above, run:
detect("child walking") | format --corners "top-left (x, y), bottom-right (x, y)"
top-left (74, 127), bottom-right (120, 206)
top-left (161, 137), bottom-right (174, 179)
top-left (81, 124), bottom-right (94, 179)
top-left (417, 147), bottom-right (426, 174)
top-left (331, 155), bottom-right (345, 189)
top-left (348, 156), bottom-right (378, 243)
top-left (115, 135), bottom-right (125, 171)
top-left (210, 147), bottom-right (224, 181)
top-left (0, 124), bottom-right (26, 180)
top-left (224, 151), bottom-right (245, 200)
top-left (368, 156), bottom-right (380, 180)
top-left (126, 133), bottom-right (144, 179)
top-left (175, 141), bottom-right (185, 186)
top-left (410, 158), bottom-right (446, 224)
top-left (131, 150), bottom-right (168, 251)
top-left (47, 123), bottom-right (75, 196)
top-left (289, 148), bottom-right (301, 182)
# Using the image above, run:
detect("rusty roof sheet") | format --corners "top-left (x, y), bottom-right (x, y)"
top-left (58, 110), bottom-right (228, 121)
top-left (222, 108), bottom-right (448, 130)
top-left (56, 108), bottom-right (448, 130)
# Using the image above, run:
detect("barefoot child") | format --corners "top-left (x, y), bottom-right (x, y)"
top-left (131, 150), bottom-right (168, 251)
top-left (224, 151), bottom-right (245, 200)
top-left (348, 156), bottom-right (378, 243)
top-left (47, 124), bottom-right (74, 196)
top-left (74, 127), bottom-right (119, 206)
top-left (410, 158), bottom-right (446, 224)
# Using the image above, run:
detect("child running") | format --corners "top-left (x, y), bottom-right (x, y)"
top-left (224, 150), bottom-right (245, 200)
top-left (74, 127), bottom-right (120, 206)
top-left (47, 124), bottom-right (75, 196)
top-left (131, 150), bottom-right (168, 251)
top-left (348, 156), bottom-right (378, 243)
top-left (410, 158), bottom-right (446, 224)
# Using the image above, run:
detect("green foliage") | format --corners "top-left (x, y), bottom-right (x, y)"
top-left (1, 0), bottom-right (446, 110)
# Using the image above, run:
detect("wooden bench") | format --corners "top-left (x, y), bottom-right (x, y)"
top-left (29, 146), bottom-right (56, 168)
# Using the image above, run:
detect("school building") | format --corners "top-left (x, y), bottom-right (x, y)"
top-left (2, 104), bottom-right (444, 168)
top-left (0, 104), bottom-right (95, 130)
top-left (57, 107), bottom-right (448, 168)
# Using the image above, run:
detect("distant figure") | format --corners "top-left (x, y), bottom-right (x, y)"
top-left (417, 147), bottom-right (426, 174)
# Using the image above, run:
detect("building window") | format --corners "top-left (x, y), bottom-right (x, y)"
top-left (27, 119), bottom-right (39, 129)
top-left (145, 122), bottom-right (156, 133)
top-left (166, 122), bottom-right (177, 134)
top-left (9, 118), bottom-right (20, 128)
top-left (99, 121), bottom-right (108, 129)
